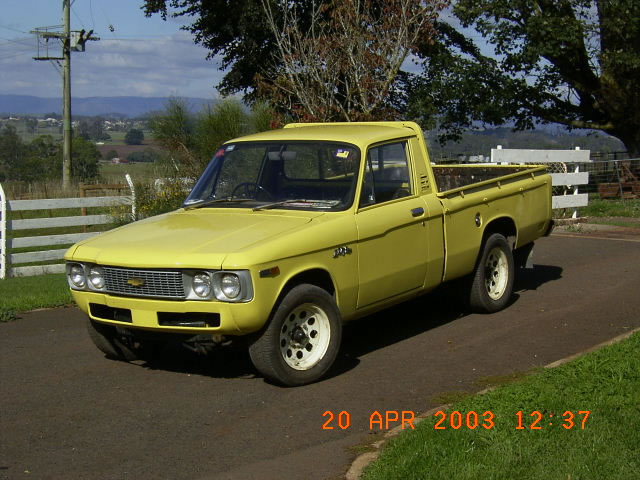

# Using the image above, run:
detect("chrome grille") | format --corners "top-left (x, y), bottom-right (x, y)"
top-left (103, 267), bottom-right (185, 299)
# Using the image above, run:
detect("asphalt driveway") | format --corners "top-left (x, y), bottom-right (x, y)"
top-left (1, 228), bottom-right (639, 480)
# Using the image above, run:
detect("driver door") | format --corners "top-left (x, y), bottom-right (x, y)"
top-left (355, 141), bottom-right (428, 309)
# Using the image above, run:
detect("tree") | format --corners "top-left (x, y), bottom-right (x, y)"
top-left (150, 97), bottom-right (276, 178)
top-left (412, 0), bottom-right (640, 155)
top-left (103, 149), bottom-right (119, 161)
top-left (0, 128), bottom-right (62, 182)
top-left (127, 149), bottom-right (162, 163)
top-left (125, 128), bottom-right (145, 145)
top-left (258, 0), bottom-right (446, 121)
top-left (71, 137), bottom-right (100, 181)
top-left (25, 117), bottom-right (38, 134)
top-left (0, 125), bottom-right (27, 181)
top-left (78, 117), bottom-right (110, 141)
top-left (144, 0), bottom-right (446, 122)
top-left (143, 0), bottom-right (282, 97)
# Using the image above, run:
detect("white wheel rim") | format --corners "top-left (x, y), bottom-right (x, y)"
top-left (279, 303), bottom-right (331, 371)
top-left (485, 247), bottom-right (509, 300)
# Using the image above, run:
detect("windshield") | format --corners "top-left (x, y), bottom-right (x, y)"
top-left (183, 141), bottom-right (361, 211)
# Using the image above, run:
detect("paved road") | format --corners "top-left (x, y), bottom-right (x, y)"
top-left (2, 229), bottom-right (640, 480)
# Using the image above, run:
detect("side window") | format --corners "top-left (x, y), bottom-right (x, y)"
top-left (359, 141), bottom-right (412, 207)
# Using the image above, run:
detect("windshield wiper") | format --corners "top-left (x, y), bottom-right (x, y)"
top-left (184, 197), bottom-right (254, 210)
top-left (252, 199), bottom-right (308, 211)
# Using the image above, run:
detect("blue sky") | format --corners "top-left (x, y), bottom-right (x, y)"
top-left (0, 0), bottom-right (222, 98)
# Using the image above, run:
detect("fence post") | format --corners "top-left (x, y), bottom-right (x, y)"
top-left (125, 174), bottom-right (136, 222)
top-left (572, 147), bottom-right (580, 219)
top-left (0, 182), bottom-right (7, 279)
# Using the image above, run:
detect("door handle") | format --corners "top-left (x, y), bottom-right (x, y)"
top-left (411, 207), bottom-right (424, 217)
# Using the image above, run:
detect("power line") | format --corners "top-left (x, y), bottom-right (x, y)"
top-left (0, 49), bottom-right (32, 60)
top-left (89, 0), bottom-right (96, 30)
top-left (71, 5), bottom-right (86, 30)
top-left (0, 24), bottom-right (28, 34)
top-left (0, 36), bottom-right (34, 47)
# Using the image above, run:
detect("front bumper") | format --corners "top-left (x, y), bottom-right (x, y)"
top-left (72, 290), bottom-right (266, 335)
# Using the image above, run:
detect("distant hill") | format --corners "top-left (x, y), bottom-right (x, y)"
top-left (0, 94), bottom-right (214, 117)
top-left (426, 126), bottom-right (626, 159)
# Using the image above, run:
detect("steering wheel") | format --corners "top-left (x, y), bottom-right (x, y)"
top-left (231, 182), bottom-right (274, 200)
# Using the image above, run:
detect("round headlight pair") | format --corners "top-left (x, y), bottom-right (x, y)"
top-left (68, 264), bottom-right (105, 290)
top-left (192, 272), bottom-right (240, 300)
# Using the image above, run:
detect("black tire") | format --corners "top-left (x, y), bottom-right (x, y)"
top-left (248, 284), bottom-right (342, 386)
top-left (86, 318), bottom-right (140, 361)
top-left (469, 233), bottom-right (514, 313)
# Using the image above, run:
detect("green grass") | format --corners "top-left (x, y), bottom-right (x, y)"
top-left (99, 161), bottom-right (160, 183)
top-left (578, 198), bottom-right (640, 218)
top-left (0, 274), bottom-right (72, 321)
top-left (363, 332), bottom-right (640, 480)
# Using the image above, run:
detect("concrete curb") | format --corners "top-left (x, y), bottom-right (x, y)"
top-left (344, 326), bottom-right (640, 480)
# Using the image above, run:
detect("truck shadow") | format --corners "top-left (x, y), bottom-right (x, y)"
top-left (326, 263), bottom-right (563, 380)
top-left (134, 263), bottom-right (562, 382)
top-left (514, 264), bottom-right (563, 292)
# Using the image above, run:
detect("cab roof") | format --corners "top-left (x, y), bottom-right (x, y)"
top-left (225, 121), bottom-right (422, 148)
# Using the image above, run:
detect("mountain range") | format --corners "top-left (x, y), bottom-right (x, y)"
top-left (0, 94), bottom-right (214, 117)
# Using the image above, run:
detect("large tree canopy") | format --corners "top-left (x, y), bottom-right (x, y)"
top-left (143, 0), bottom-right (447, 121)
top-left (144, 0), bottom-right (640, 154)
top-left (412, 0), bottom-right (640, 154)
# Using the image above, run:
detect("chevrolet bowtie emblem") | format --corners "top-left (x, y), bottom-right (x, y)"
top-left (127, 277), bottom-right (145, 287)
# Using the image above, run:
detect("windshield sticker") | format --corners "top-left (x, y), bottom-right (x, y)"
top-left (215, 148), bottom-right (225, 158)
top-left (335, 149), bottom-right (350, 158)
top-left (225, 145), bottom-right (236, 151)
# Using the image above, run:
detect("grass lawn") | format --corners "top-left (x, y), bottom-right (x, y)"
top-left (363, 331), bottom-right (640, 480)
top-left (579, 198), bottom-right (640, 218)
top-left (0, 274), bottom-right (72, 322)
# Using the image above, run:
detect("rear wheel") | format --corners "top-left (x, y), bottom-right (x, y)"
top-left (469, 233), bottom-right (514, 313)
top-left (249, 284), bottom-right (342, 386)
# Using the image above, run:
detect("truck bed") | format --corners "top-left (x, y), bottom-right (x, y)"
top-left (432, 165), bottom-right (534, 192)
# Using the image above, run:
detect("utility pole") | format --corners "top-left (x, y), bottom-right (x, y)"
top-left (62, 0), bottom-right (72, 189)
top-left (31, 1), bottom-right (99, 190)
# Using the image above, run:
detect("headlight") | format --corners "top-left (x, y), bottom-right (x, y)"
top-left (67, 263), bottom-right (86, 289)
top-left (210, 270), bottom-right (254, 302)
top-left (192, 272), bottom-right (212, 298)
top-left (220, 273), bottom-right (241, 299)
top-left (88, 266), bottom-right (105, 290)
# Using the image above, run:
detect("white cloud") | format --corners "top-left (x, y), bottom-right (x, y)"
top-left (0, 32), bottom-right (225, 98)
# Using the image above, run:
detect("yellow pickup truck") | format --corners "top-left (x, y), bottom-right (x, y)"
top-left (65, 122), bottom-right (553, 386)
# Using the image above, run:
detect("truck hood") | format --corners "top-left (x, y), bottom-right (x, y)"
top-left (68, 209), bottom-right (320, 269)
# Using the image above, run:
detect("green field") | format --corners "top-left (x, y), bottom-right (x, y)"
top-left (362, 332), bottom-right (640, 480)
top-left (99, 160), bottom-right (160, 183)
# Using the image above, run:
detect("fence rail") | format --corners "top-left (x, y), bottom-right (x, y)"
top-left (0, 175), bottom-right (134, 279)
top-left (490, 147), bottom-right (592, 218)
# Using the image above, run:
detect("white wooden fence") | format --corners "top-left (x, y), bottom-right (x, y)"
top-left (490, 147), bottom-right (591, 218)
top-left (0, 175), bottom-right (135, 279)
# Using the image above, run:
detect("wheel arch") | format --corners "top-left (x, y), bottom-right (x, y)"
top-left (482, 216), bottom-right (518, 250)
top-left (274, 267), bottom-right (337, 310)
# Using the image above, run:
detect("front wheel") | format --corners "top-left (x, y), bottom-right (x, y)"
top-left (248, 284), bottom-right (342, 386)
top-left (469, 233), bottom-right (514, 313)
top-left (86, 318), bottom-right (141, 360)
